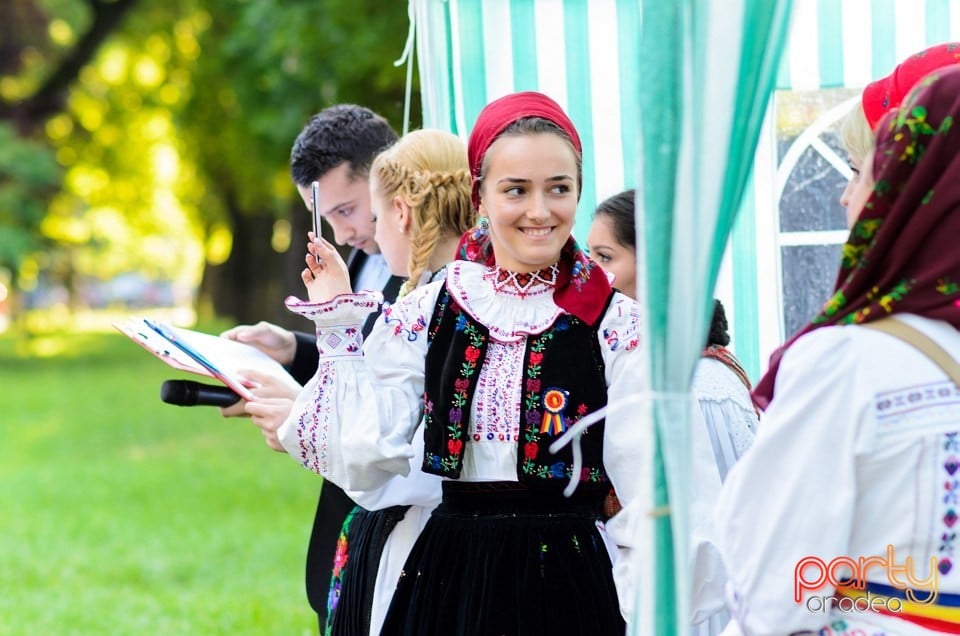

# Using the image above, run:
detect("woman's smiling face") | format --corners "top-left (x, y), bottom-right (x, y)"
top-left (478, 133), bottom-right (579, 273)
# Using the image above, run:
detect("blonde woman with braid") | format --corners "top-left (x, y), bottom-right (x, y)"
top-left (299, 128), bottom-right (475, 636)
top-left (370, 128), bottom-right (476, 296)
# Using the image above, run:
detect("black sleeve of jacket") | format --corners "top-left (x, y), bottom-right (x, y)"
top-left (288, 331), bottom-right (319, 385)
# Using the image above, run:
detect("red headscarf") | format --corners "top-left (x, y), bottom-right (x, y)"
top-left (458, 92), bottom-right (610, 326)
top-left (753, 66), bottom-right (960, 410)
top-left (862, 42), bottom-right (960, 129)
top-left (467, 91), bottom-right (582, 210)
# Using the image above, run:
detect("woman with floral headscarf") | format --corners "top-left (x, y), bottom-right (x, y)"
top-left (715, 67), bottom-right (960, 635)
top-left (278, 92), bottom-right (645, 634)
top-left (839, 42), bottom-right (960, 214)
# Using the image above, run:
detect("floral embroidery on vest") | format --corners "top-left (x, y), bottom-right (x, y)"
top-left (423, 292), bottom-right (488, 475)
top-left (443, 318), bottom-right (484, 465)
top-left (518, 315), bottom-right (608, 486)
top-left (422, 285), bottom-right (611, 490)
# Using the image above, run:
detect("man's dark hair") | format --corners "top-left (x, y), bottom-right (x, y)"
top-left (290, 104), bottom-right (398, 186)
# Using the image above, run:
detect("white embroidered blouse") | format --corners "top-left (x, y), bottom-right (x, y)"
top-left (278, 259), bottom-right (642, 488)
top-left (715, 314), bottom-right (960, 636)
top-left (277, 260), bottom-right (654, 611)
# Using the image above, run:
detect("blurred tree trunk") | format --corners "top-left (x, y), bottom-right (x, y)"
top-left (277, 198), bottom-right (316, 332)
top-left (198, 193), bottom-right (320, 330)
top-left (201, 196), bottom-right (351, 331)
top-left (200, 209), bottom-right (284, 327)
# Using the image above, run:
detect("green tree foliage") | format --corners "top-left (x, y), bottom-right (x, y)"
top-left (2, 0), bottom-right (417, 326)
top-left (178, 0), bottom-right (418, 325)
top-left (0, 123), bottom-right (59, 289)
top-left (1, 0), bottom-right (145, 317)
top-left (0, 0), bottom-right (418, 322)
top-left (43, 0), bottom-right (208, 293)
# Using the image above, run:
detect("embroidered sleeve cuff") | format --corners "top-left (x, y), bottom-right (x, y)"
top-left (284, 291), bottom-right (383, 326)
top-left (285, 292), bottom-right (382, 360)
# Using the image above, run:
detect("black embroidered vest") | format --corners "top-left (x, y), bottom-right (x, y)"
top-left (421, 285), bottom-right (612, 492)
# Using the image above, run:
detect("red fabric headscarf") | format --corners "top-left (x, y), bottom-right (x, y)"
top-left (467, 91), bottom-right (582, 210)
top-left (458, 92), bottom-right (610, 326)
top-left (753, 66), bottom-right (960, 410)
top-left (862, 42), bottom-right (960, 129)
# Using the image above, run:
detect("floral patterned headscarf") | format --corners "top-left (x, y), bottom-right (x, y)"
top-left (754, 66), bottom-right (960, 409)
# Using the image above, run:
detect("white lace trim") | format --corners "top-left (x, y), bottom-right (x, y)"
top-left (694, 358), bottom-right (755, 414)
top-left (445, 261), bottom-right (562, 342)
top-left (693, 358), bottom-right (759, 459)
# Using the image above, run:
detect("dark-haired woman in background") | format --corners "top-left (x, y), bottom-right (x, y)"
top-left (588, 189), bottom-right (759, 635)
top-left (588, 189), bottom-right (758, 481)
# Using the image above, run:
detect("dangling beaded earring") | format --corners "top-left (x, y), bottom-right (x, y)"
top-left (460, 215), bottom-right (493, 263)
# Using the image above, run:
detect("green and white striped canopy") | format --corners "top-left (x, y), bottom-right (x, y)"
top-left (728, 0), bottom-right (960, 382)
top-left (413, 0), bottom-right (641, 241)
top-left (412, 1), bottom-right (792, 634)
top-left (412, 0), bottom-right (960, 234)
top-left (407, 0), bottom-right (960, 631)
top-left (777, 0), bottom-right (960, 90)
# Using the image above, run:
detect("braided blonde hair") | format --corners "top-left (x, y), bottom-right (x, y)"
top-left (371, 129), bottom-right (475, 297)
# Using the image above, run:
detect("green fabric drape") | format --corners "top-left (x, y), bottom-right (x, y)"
top-left (634, 1), bottom-right (792, 632)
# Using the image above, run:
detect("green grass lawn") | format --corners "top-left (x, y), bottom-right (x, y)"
top-left (0, 324), bottom-right (322, 635)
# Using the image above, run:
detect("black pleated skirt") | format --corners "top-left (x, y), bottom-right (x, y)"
top-left (327, 505), bottom-right (411, 636)
top-left (379, 482), bottom-right (625, 636)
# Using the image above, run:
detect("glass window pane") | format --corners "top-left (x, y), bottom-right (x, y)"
top-left (778, 145), bottom-right (848, 232)
top-left (780, 244), bottom-right (843, 337)
top-left (775, 88), bottom-right (860, 233)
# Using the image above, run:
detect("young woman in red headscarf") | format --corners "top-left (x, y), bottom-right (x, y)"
top-left (277, 92), bottom-right (643, 634)
top-left (839, 42), bottom-right (960, 212)
top-left (715, 67), bottom-right (960, 635)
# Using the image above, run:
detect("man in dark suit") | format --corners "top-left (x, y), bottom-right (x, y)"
top-left (221, 104), bottom-right (402, 631)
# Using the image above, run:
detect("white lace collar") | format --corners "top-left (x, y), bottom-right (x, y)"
top-left (445, 261), bottom-right (563, 342)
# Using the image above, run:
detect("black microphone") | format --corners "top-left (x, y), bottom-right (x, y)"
top-left (160, 380), bottom-right (241, 407)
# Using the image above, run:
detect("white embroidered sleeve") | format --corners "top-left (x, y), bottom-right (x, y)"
top-left (597, 294), bottom-right (727, 627)
top-left (345, 422), bottom-right (443, 510)
top-left (278, 284), bottom-right (442, 493)
top-left (714, 327), bottom-right (861, 635)
top-left (693, 358), bottom-right (758, 481)
top-left (592, 294), bottom-right (646, 621)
